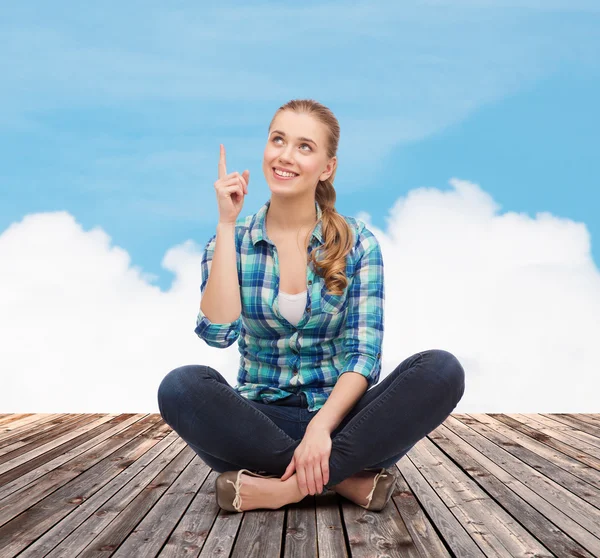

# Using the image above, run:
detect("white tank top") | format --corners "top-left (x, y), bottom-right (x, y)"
top-left (278, 290), bottom-right (307, 326)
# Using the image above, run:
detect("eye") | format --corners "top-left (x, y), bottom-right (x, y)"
top-left (272, 136), bottom-right (312, 152)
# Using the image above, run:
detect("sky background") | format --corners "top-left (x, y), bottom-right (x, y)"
top-left (1, 1), bottom-right (599, 412)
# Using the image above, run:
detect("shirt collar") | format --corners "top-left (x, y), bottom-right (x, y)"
top-left (250, 198), bottom-right (324, 246)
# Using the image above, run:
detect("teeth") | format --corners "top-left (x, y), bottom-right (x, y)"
top-left (274, 168), bottom-right (298, 178)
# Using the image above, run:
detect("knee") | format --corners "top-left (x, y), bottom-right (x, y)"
top-left (157, 365), bottom-right (211, 420)
top-left (423, 349), bottom-right (465, 402)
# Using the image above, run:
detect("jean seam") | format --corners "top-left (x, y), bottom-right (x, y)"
top-left (207, 377), bottom-right (297, 443)
top-left (333, 353), bottom-right (424, 443)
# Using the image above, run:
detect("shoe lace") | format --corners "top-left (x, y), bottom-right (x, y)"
top-left (226, 470), bottom-right (247, 512)
top-left (364, 470), bottom-right (388, 509)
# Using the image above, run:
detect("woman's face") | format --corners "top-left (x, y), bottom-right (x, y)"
top-left (263, 110), bottom-right (335, 195)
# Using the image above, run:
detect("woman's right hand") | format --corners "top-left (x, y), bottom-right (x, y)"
top-left (215, 144), bottom-right (250, 225)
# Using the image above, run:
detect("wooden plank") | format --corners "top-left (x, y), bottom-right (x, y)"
top-left (196, 497), bottom-right (243, 557)
top-left (1, 413), bottom-right (599, 557)
top-left (0, 414), bottom-right (35, 428)
top-left (341, 490), bottom-right (421, 558)
top-left (16, 431), bottom-right (183, 558)
top-left (456, 414), bottom-right (600, 509)
top-left (444, 416), bottom-right (600, 547)
top-left (526, 414), bottom-right (600, 450)
top-left (0, 415), bottom-right (88, 456)
top-left (314, 490), bottom-right (348, 558)
top-left (111, 455), bottom-right (211, 557)
top-left (0, 416), bottom-right (168, 557)
top-left (283, 495), bottom-right (318, 558)
top-left (157, 469), bottom-right (223, 558)
top-left (229, 507), bottom-right (285, 558)
top-left (540, 413), bottom-right (600, 438)
top-left (429, 422), bottom-right (598, 557)
top-left (409, 435), bottom-right (553, 557)
top-left (507, 414), bottom-right (600, 462)
top-left (397, 445), bottom-right (484, 557)
top-left (562, 413), bottom-right (600, 430)
top-left (0, 414), bottom-right (101, 465)
top-left (0, 415), bottom-right (162, 529)
top-left (0, 414), bottom-right (142, 499)
top-left (391, 461), bottom-right (452, 557)
top-left (470, 413), bottom-right (600, 486)
top-left (0, 414), bottom-right (66, 444)
top-left (74, 445), bottom-right (196, 557)
top-left (0, 414), bottom-right (118, 476)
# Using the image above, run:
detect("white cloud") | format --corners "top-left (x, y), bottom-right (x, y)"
top-left (0, 212), bottom-right (241, 413)
top-left (1, 179), bottom-right (598, 412)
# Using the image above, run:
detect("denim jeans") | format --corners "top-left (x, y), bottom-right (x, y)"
top-left (157, 349), bottom-right (465, 492)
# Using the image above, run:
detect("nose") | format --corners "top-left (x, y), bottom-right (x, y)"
top-left (279, 146), bottom-right (295, 164)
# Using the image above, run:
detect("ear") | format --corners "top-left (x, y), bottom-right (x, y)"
top-left (320, 156), bottom-right (337, 182)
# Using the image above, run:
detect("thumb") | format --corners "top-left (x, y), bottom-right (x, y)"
top-left (243, 169), bottom-right (250, 184)
top-left (280, 457), bottom-right (295, 481)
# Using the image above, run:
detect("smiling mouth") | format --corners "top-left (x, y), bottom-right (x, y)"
top-left (272, 167), bottom-right (299, 180)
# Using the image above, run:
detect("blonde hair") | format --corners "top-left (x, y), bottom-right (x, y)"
top-left (269, 99), bottom-right (354, 296)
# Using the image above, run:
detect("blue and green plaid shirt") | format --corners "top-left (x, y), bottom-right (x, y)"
top-left (194, 199), bottom-right (384, 412)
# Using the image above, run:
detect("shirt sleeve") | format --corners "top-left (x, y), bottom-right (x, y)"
top-left (339, 226), bottom-right (384, 389)
top-left (194, 232), bottom-right (242, 348)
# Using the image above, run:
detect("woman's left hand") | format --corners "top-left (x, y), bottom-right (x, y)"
top-left (280, 426), bottom-right (332, 496)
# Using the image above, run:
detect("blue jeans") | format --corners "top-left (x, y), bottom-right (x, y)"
top-left (157, 349), bottom-right (465, 492)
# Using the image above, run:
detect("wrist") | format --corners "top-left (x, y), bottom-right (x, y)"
top-left (307, 417), bottom-right (334, 435)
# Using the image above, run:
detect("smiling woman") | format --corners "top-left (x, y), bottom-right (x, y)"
top-left (262, 101), bottom-right (355, 298)
top-left (157, 98), bottom-right (466, 516)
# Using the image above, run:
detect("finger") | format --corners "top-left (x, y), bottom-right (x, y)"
top-left (281, 457), bottom-right (294, 481)
top-left (218, 175), bottom-right (243, 188)
top-left (218, 144), bottom-right (227, 180)
top-left (314, 463), bottom-right (323, 494)
top-left (297, 466), bottom-right (307, 496)
top-left (220, 184), bottom-right (243, 201)
top-left (305, 465), bottom-right (316, 496)
top-left (287, 460), bottom-right (296, 480)
top-left (242, 170), bottom-right (250, 193)
top-left (321, 459), bottom-right (330, 487)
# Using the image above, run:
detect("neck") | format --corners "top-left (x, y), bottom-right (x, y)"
top-left (266, 196), bottom-right (318, 236)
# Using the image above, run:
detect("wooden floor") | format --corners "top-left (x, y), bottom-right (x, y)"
top-left (0, 413), bottom-right (598, 557)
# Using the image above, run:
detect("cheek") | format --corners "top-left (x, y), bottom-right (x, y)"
top-left (301, 160), bottom-right (321, 176)
top-left (264, 145), bottom-right (277, 160)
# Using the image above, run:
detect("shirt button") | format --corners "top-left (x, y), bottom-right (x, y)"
top-left (308, 280), bottom-right (313, 285)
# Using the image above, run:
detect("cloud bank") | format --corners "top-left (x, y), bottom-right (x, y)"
top-left (1, 179), bottom-right (598, 412)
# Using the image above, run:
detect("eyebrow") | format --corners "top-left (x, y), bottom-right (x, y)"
top-left (270, 130), bottom-right (317, 147)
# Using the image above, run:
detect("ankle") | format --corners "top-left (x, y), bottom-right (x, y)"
top-left (331, 471), bottom-right (363, 490)
top-left (284, 474), bottom-right (315, 504)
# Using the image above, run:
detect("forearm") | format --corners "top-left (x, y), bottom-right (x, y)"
top-left (307, 372), bottom-right (368, 434)
top-left (200, 223), bottom-right (241, 323)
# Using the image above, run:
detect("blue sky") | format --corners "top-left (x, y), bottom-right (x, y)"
top-left (1, 1), bottom-right (599, 411)
top-left (2, 1), bottom-right (598, 291)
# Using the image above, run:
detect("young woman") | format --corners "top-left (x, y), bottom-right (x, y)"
top-left (158, 99), bottom-right (465, 513)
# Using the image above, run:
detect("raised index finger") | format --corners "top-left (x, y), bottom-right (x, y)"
top-left (218, 144), bottom-right (227, 179)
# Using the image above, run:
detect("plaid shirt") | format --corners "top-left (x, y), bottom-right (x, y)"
top-left (194, 199), bottom-right (384, 412)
